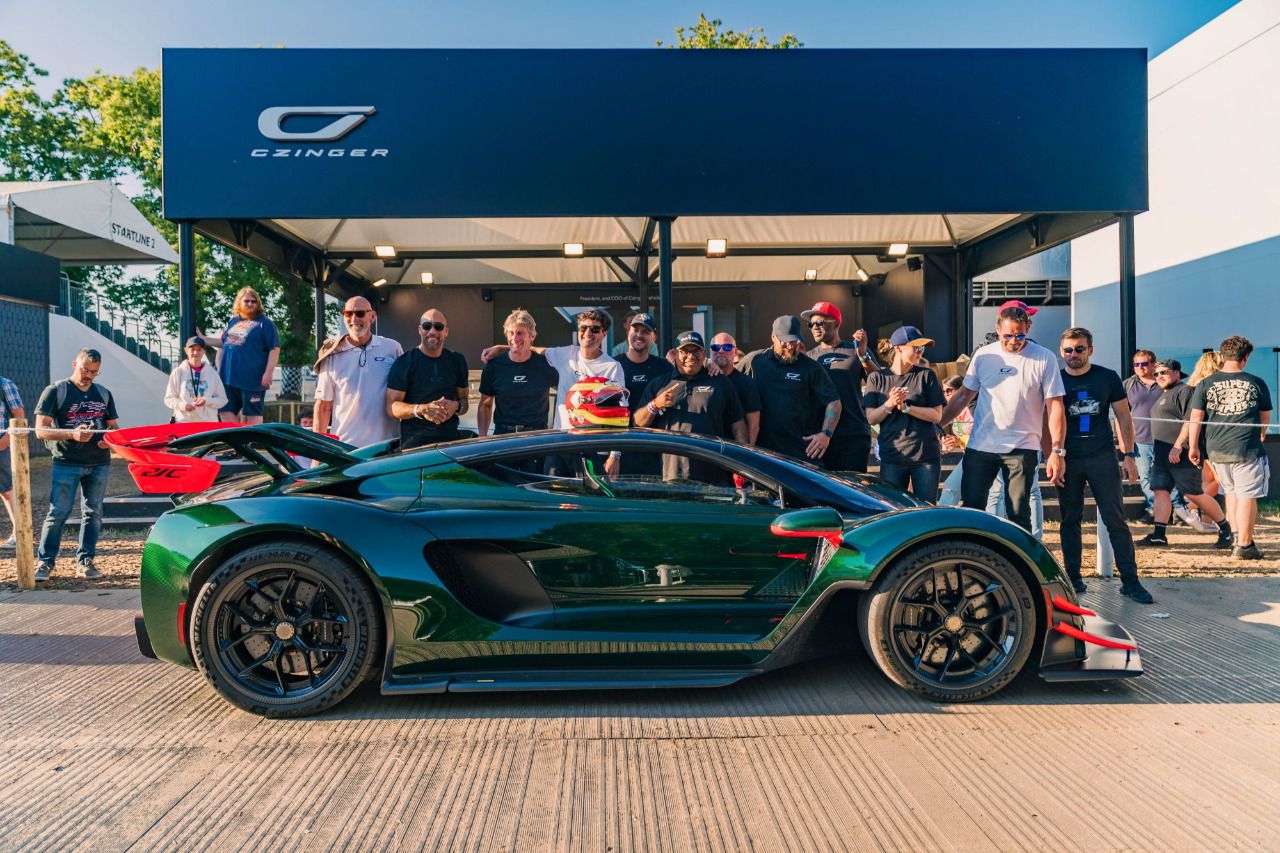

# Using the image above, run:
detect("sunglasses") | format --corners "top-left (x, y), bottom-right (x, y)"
top-left (809, 320), bottom-right (835, 328)
top-left (420, 321), bottom-right (446, 331)
top-left (1001, 333), bottom-right (1027, 341)
top-left (1062, 345), bottom-right (1088, 354)
top-left (709, 343), bottom-right (735, 353)
top-left (1154, 369), bottom-right (1171, 376)
top-left (907, 345), bottom-right (927, 354)
top-left (1133, 361), bottom-right (1151, 367)
top-left (343, 309), bottom-right (369, 318)
top-left (578, 325), bottom-right (603, 334)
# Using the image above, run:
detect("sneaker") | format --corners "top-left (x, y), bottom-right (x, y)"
top-left (1120, 581), bottom-right (1155, 604)
top-left (34, 562), bottom-right (53, 582)
top-left (75, 559), bottom-right (102, 579)
top-left (1174, 506), bottom-right (1218, 534)
top-left (1232, 543), bottom-right (1265, 561)
top-left (1136, 533), bottom-right (1168, 547)
top-left (1138, 510), bottom-right (1156, 525)
top-left (0, 535), bottom-right (15, 550)
top-left (1069, 576), bottom-right (1088, 595)
top-left (1213, 529), bottom-right (1234, 549)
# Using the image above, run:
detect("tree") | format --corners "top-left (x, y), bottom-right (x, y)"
top-left (658, 14), bottom-right (802, 49)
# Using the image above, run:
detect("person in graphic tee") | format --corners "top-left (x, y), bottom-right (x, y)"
top-left (164, 336), bottom-right (227, 423)
top-left (863, 325), bottom-right (945, 501)
top-left (200, 286), bottom-right (280, 424)
top-left (1188, 335), bottom-right (1274, 560)
top-left (386, 308), bottom-right (470, 450)
top-left (477, 309), bottom-right (559, 436)
top-left (32, 348), bottom-right (120, 582)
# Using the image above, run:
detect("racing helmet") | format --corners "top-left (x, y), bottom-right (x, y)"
top-left (566, 376), bottom-right (630, 428)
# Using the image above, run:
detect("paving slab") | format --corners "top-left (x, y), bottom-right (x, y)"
top-left (2, 579), bottom-right (1279, 852)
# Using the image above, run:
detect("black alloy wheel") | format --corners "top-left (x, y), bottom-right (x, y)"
top-left (191, 543), bottom-right (381, 717)
top-left (859, 541), bottom-right (1036, 701)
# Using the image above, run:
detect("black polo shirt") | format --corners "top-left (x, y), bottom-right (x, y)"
top-left (741, 349), bottom-right (840, 460)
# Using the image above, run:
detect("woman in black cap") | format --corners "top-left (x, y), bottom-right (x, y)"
top-left (863, 325), bottom-right (946, 501)
top-left (164, 336), bottom-right (228, 422)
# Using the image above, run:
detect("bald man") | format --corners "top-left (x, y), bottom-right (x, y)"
top-left (313, 296), bottom-right (403, 447)
top-left (387, 308), bottom-right (470, 449)
top-left (709, 331), bottom-right (761, 444)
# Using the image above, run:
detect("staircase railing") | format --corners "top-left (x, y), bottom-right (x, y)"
top-left (57, 275), bottom-right (178, 373)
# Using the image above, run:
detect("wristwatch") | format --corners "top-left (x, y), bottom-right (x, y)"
top-left (899, 402), bottom-right (911, 413)
top-left (1123, 450), bottom-right (1139, 458)
top-left (1051, 447), bottom-right (1067, 458)
top-left (821, 428), bottom-right (833, 438)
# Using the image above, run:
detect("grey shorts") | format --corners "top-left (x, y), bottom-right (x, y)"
top-left (1215, 457), bottom-right (1270, 499)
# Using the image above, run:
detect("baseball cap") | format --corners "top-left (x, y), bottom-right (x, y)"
top-left (629, 312), bottom-right (656, 331)
top-left (184, 336), bottom-right (207, 349)
top-left (998, 299), bottom-right (1039, 316)
top-left (889, 325), bottom-right (935, 348)
top-left (1156, 358), bottom-right (1182, 373)
top-left (800, 301), bottom-right (843, 327)
top-left (771, 315), bottom-right (804, 343)
top-left (675, 330), bottom-right (705, 350)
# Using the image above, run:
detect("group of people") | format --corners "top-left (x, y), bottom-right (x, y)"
top-left (3, 288), bottom-right (1272, 592)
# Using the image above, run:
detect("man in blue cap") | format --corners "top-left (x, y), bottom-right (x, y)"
top-left (741, 316), bottom-right (841, 461)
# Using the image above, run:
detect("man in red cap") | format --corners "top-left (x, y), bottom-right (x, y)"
top-left (999, 299), bottom-right (1039, 317)
top-left (801, 300), bottom-right (876, 473)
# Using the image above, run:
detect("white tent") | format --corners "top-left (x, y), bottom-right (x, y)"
top-left (0, 180), bottom-right (178, 265)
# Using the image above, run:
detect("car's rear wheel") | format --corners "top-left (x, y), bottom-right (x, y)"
top-left (859, 541), bottom-right (1036, 702)
top-left (190, 543), bottom-right (381, 717)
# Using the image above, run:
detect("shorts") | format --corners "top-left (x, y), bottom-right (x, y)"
top-left (1150, 462), bottom-right (1203, 496)
top-left (0, 453), bottom-right (10, 493)
top-left (1214, 457), bottom-right (1270, 499)
top-left (221, 386), bottom-right (265, 418)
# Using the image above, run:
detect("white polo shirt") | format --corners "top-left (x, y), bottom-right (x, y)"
top-left (963, 339), bottom-right (1065, 453)
top-left (315, 334), bottom-right (404, 447)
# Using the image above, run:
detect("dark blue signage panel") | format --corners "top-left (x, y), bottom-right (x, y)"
top-left (162, 48), bottom-right (1147, 219)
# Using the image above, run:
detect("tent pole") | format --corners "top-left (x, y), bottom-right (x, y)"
top-left (657, 218), bottom-right (675, 354)
top-left (178, 221), bottom-right (196, 344)
top-left (1119, 214), bottom-right (1137, 377)
top-left (314, 278), bottom-right (327, 350)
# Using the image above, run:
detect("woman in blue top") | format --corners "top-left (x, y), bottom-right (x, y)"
top-left (201, 286), bottom-right (280, 424)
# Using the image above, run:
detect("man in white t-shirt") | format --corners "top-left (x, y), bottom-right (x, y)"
top-left (482, 308), bottom-right (624, 474)
top-left (940, 305), bottom-right (1066, 533)
top-left (313, 296), bottom-right (403, 448)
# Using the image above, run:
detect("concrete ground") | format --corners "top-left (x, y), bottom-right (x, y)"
top-left (2, 579), bottom-right (1279, 851)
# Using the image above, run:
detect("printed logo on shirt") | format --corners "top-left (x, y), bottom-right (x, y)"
top-left (1204, 379), bottom-right (1260, 417)
top-left (999, 367), bottom-right (1016, 375)
top-left (225, 319), bottom-right (257, 347)
top-left (632, 374), bottom-right (647, 383)
top-left (65, 399), bottom-right (108, 429)
top-left (693, 385), bottom-right (713, 393)
top-left (373, 355), bottom-right (391, 363)
top-left (513, 375), bottom-right (528, 383)
top-left (785, 372), bottom-right (801, 381)
top-left (1068, 397), bottom-right (1101, 417)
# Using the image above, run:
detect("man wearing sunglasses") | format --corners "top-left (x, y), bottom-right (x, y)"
top-left (941, 305), bottom-right (1066, 536)
top-left (387, 308), bottom-right (469, 450)
top-left (313, 296), bottom-right (403, 448)
top-left (801, 301), bottom-right (875, 473)
top-left (708, 332), bottom-right (760, 444)
top-left (1123, 348), bottom-right (1165, 522)
top-left (1055, 328), bottom-right (1153, 602)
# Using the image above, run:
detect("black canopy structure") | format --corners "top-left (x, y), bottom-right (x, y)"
top-left (162, 47), bottom-right (1147, 359)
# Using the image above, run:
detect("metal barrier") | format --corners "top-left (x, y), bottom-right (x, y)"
top-left (57, 275), bottom-right (180, 372)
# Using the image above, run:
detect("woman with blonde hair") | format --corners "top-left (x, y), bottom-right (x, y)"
top-left (200, 286), bottom-right (280, 424)
top-left (1187, 350), bottom-right (1223, 498)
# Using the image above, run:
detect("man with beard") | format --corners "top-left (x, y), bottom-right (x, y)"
top-left (386, 308), bottom-right (469, 449)
top-left (314, 295), bottom-right (403, 447)
top-left (940, 304), bottom-right (1066, 535)
top-left (708, 331), bottom-right (760, 444)
top-left (1053, 327), bottom-right (1153, 602)
top-left (616, 312), bottom-right (673, 476)
top-left (635, 331), bottom-right (746, 482)
top-left (741, 316), bottom-right (840, 461)
top-left (800, 301), bottom-right (875, 472)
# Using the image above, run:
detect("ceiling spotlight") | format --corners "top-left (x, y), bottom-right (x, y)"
top-left (906, 256), bottom-right (923, 272)
top-left (374, 245), bottom-right (397, 258)
top-left (856, 268), bottom-right (870, 282)
top-left (420, 272), bottom-right (434, 285)
top-left (706, 238), bottom-right (727, 258)
top-left (563, 242), bottom-right (585, 258)
top-left (371, 278), bottom-right (388, 288)
top-left (803, 269), bottom-right (818, 282)
top-left (888, 242), bottom-right (909, 256)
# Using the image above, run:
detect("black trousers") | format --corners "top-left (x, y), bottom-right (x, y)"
top-left (1058, 449), bottom-right (1138, 582)
top-left (960, 448), bottom-right (1039, 534)
top-left (823, 434), bottom-right (872, 474)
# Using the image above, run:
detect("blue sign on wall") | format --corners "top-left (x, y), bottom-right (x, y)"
top-left (162, 48), bottom-right (1147, 220)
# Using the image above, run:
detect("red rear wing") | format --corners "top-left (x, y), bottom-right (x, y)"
top-left (105, 422), bottom-right (250, 494)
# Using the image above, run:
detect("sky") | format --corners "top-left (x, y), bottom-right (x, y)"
top-left (0, 0), bottom-right (1243, 90)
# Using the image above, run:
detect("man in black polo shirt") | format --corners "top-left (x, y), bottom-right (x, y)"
top-left (741, 316), bottom-right (841, 462)
top-left (801, 301), bottom-right (876, 472)
top-left (635, 331), bottom-right (746, 482)
top-left (708, 331), bottom-right (760, 444)
top-left (1057, 327), bottom-right (1153, 603)
top-left (386, 308), bottom-right (470, 449)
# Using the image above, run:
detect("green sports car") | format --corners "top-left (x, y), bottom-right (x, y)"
top-left (127, 424), bottom-right (1142, 717)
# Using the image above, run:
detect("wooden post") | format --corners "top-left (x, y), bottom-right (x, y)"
top-left (9, 418), bottom-right (35, 590)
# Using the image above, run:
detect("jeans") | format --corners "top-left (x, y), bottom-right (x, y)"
top-left (986, 460), bottom-right (1045, 540)
top-left (960, 448), bottom-right (1040, 534)
top-left (879, 460), bottom-right (941, 503)
top-left (1135, 442), bottom-right (1183, 513)
top-left (38, 462), bottom-right (110, 566)
top-left (1058, 450), bottom-right (1138, 583)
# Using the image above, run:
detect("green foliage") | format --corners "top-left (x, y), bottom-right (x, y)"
top-left (658, 14), bottom-right (802, 49)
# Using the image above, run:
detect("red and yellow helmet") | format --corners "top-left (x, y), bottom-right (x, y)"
top-left (566, 376), bottom-right (631, 428)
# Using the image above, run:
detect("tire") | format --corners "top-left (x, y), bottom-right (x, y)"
top-left (859, 540), bottom-right (1036, 702)
top-left (190, 542), bottom-right (381, 718)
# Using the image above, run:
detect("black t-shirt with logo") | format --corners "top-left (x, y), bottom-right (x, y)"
top-left (1060, 365), bottom-right (1126, 457)
top-left (808, 343), bottom-right (871, 438)
top-left (620, 354), bottom-right (674, 416)
top-left (35, 381), bottom-right (119, 465)
top-left (479, 352), bottom-right (557, 431)
top-left (723, 369), bottom-right (762, 415)
top-left (1151, 381), bottom-right (1196, 468)
top-left (740, 349), bottom-right (840, 460)
top-left (1189, 370), bottom-right (1274, 463)
top-left (638, 368), bottom-right (744, 482)
top-left (863, 366), bottom-right (946, 465)
top-left (387, 348), bottom-right (469, 448)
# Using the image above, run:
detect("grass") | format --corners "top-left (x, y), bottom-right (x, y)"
top-left (1260, 500), bottom-right (1280, 520)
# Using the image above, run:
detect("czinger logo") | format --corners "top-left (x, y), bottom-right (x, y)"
top-left (251, 105), bottom-right (389, 159)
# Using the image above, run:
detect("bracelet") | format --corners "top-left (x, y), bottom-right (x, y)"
top-left (412, 403), bottom-right (423, 420)
top-left (646, 402), bottom-right (663, 416)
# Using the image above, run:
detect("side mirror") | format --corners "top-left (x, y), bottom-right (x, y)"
top-left (769, 507), bottom-right (845, 548)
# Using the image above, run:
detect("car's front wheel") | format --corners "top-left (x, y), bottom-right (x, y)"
top-left (190, 542), bottom-right (381, 717)
top-left (859, 541), bottom-right (1036, 702)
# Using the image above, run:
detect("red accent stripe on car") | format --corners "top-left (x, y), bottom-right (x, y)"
top-left (776, 552), bottom-right (808, 560)
top-left (768, 523), bottom-right (843, 549)
top-left (177, 602), bottom-right (188, 646)
top-left (1052, 621), bottom-right (1137, 651)
top-left (1051, 596), bottom-right (1097, 617)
